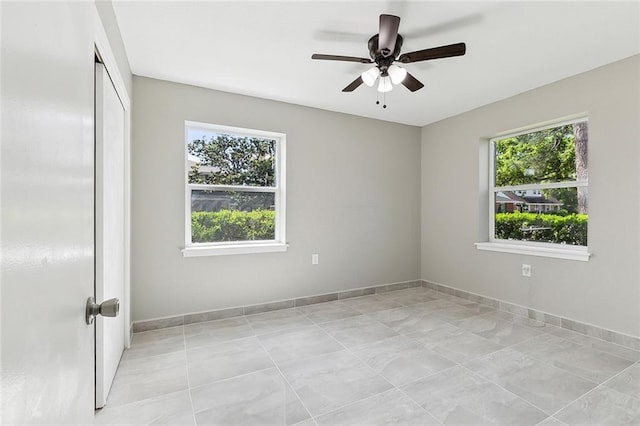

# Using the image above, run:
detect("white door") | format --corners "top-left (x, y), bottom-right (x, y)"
top-left (1, 1), bottom-right (96, 423)
top-left (95, 62), bottom-right (126, 408)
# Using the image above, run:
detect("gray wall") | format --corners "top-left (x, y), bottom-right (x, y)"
top-left (131, 77), bottom-right (421, 321)
top-left (421, 55), bottom-right (640, 337)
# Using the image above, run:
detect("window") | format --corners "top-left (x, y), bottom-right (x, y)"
top-left (477, 117), bottom-right (589, 261)
top-left (182, 121), bottom-right (286, 257)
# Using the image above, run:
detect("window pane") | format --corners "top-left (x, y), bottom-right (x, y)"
top-left (494, 188), bottom-right (587, 246)
top-left (191, 190), bottom-right (275, 243)
top-left (494, 121), bottom-right (588, 187)
top-left (187, 131), bottom-right (276, 186)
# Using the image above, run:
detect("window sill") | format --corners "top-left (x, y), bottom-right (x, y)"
top-left (182, 242), bottom-right (288, 257)
top-left (475, 241), bottom-right (590, 261)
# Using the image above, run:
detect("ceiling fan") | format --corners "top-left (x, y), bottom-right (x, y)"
top-left (312, 14), bottom-right (466, 100)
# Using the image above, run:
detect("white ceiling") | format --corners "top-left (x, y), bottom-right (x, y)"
top-left (112, 1), bottom-right (640, 127)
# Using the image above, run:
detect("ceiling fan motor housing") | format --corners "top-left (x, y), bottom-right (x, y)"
top-left (368, 34), bottom-right (404, 72)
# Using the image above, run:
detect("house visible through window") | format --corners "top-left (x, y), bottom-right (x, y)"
top-left (490, 118), bottom-right (588, 248)
top-left (183, 121), bottom-right (286, 256)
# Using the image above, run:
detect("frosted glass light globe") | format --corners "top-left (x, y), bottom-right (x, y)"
top-left (388, 65), bottom-right (407, 85)
top-left (377, 76), bottom-right (393, 92)
top-left (361, 67), bottom-right (380, 87)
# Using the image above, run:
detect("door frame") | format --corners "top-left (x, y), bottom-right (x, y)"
top-left (94, 6), bottom-right (132, 348)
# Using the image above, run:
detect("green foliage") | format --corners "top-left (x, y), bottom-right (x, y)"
top-left (188, 134), bottom-right (275, 186)
top-left (545, 188), bottom-right (578, 213)
top-left (495, 124), bottom-right (583, 213)
top-left (495, 212), bottom-right (587, 246)
top-left (495, 125), bottom-right (576, 187)
top-left (191, 209), bottom-right (275, 243)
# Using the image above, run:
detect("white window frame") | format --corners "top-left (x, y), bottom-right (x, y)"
top-left (476, 116), bottom-right (590, 261)
top-left (181, 121), bottom-right (287, 257)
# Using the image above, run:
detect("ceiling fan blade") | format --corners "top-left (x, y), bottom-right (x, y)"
top-left (378, 14), bottom-right (400, 57)
top-left (397, 42), bottom-right (466, 64)
top-left (401, 72), bottom-right (424, 92)
top-left (342, 76), bottom-right (364, 92)
top-left (312, 54), bottom-right (373, 64)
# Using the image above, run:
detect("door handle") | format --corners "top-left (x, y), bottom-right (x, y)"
top-left (86, 297), bottom-right (120, 325)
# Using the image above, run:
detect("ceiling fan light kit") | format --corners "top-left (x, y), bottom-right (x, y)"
top-left (312, 13), bottom-right (467, 106)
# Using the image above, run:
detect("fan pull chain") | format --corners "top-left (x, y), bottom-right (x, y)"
top-left (375, 91), bottom-right (388, 109)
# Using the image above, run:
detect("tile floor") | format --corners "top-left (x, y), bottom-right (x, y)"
top-left (95, 287), bottom-right (640, 425)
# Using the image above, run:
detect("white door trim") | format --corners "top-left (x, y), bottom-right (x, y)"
top-left (94, 10), bottom-right (130, 110)
top-left (94, 6), bottom-right (132, 347)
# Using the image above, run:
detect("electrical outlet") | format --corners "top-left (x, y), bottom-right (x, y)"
top-left (311, 254), bottom-right (319, 265)
top-left (522, 264), bottom-right (532, 277)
